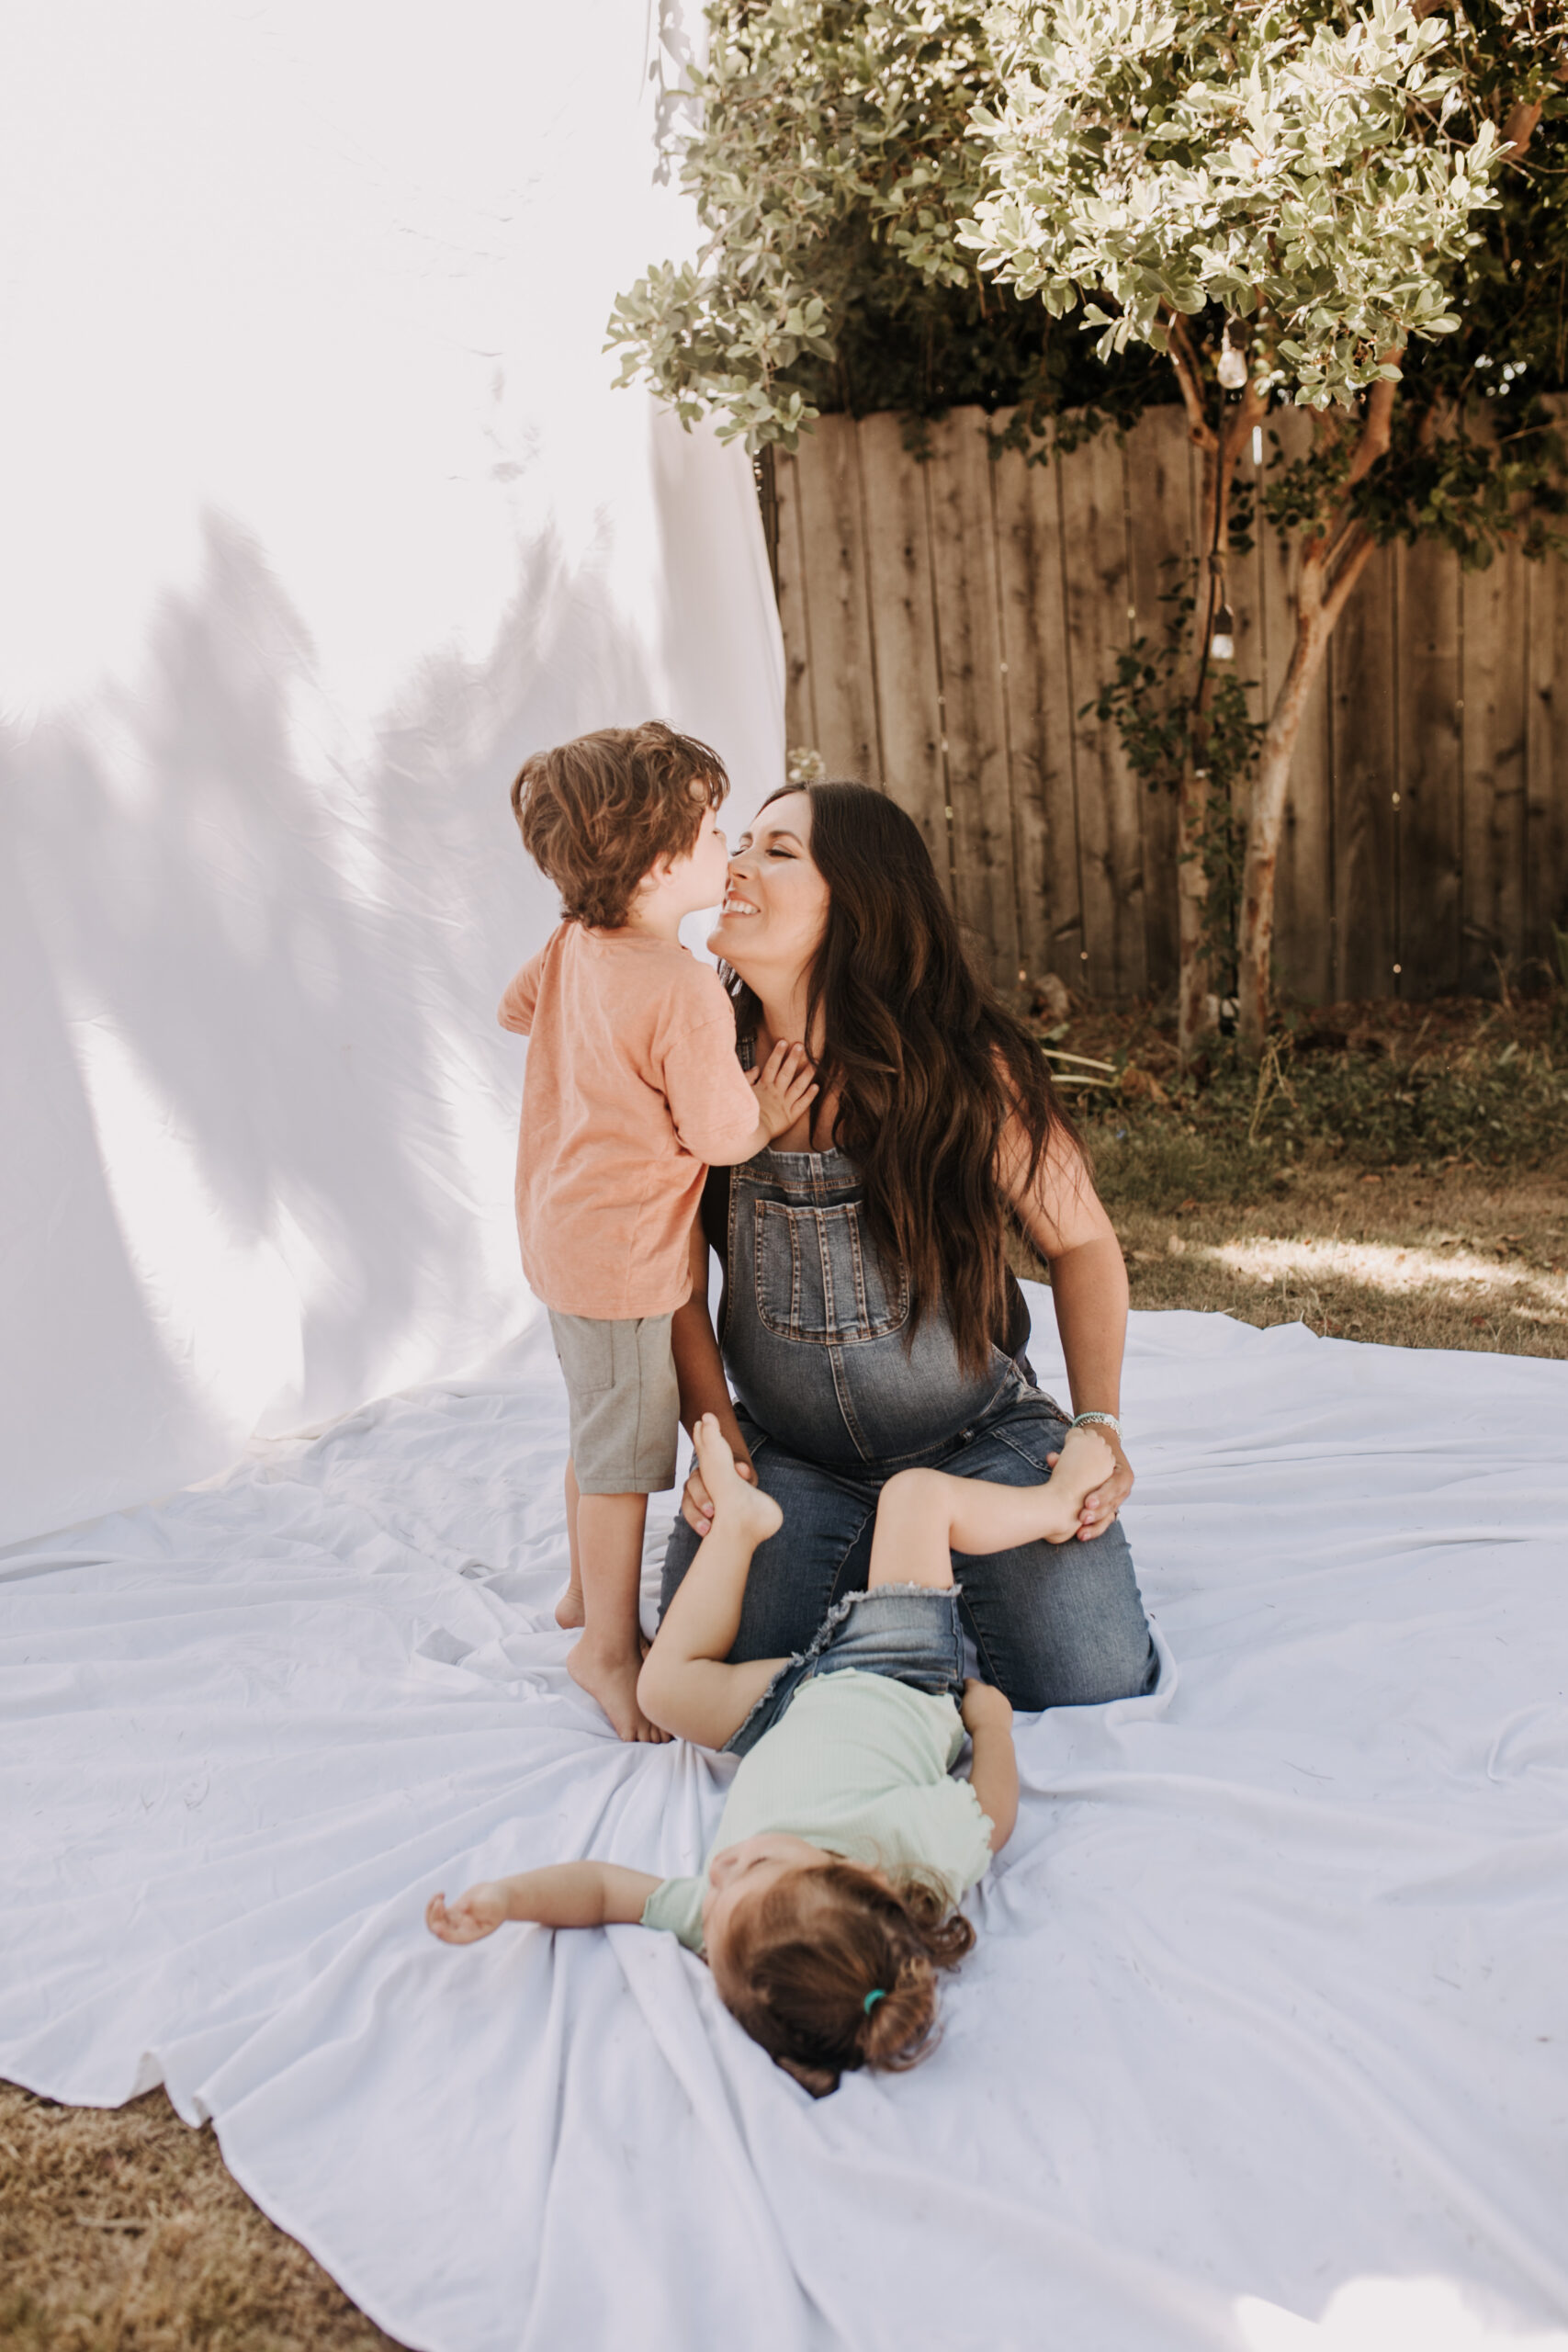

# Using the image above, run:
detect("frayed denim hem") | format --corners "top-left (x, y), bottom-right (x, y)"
top-left (722, 1580), bottom-right (967, 1758)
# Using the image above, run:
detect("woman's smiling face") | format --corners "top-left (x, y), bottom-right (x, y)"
top-left (707, 789), bottom-right (829, 988)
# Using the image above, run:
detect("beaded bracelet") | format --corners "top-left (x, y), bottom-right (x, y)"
top-left (1069, 1410), bottom-right (1122, 1438)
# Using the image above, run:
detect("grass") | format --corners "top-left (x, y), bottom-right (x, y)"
top-left (6, 992), bottom-right (1565, 2349)
top-left (0, 2085), bottom-right (402, 2351)
top-left (1012, 992), bottom-right (1568, 1358)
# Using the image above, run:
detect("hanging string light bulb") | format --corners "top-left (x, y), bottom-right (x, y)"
top-left (1217, 323), bottom-right (1247, 392)
top-left (1210, 592), bottom-right (1236, 662)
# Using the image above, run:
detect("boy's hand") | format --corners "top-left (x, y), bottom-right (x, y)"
top-left (750, 1040), bottom-right (818, 1140)
top-left (426, 1883), bottom-right (509, 1944)
top-left (960, 1679), bottom-right (1013, 1736)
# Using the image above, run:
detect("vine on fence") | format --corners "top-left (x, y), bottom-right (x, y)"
top-left (1088, 565), bottom-right (1263, 1002)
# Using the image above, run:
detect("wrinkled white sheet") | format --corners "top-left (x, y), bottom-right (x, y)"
top-left (4, 1294), bottom-right (1565, 2352)
top-left (0, 0), bottom-right (780, 1545)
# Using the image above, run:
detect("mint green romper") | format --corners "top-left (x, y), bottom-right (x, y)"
top-left (640, 1669), bottom-right (995, 1954)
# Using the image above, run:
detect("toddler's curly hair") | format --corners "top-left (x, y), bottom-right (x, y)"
top-left (714, 1860), bottom-right (976, 2098)
top-left (511, 720), bottom-right (728, 930)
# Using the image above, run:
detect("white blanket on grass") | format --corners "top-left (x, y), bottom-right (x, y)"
top-left (3, 1294), bottom-right (1566, 2352)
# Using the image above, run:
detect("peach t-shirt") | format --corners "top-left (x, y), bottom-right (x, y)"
top-left (499, 922), bottom-right (761, 1319)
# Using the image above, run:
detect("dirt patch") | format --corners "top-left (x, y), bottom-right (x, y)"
top-left (0, 2082), bottom-right (403, 2351)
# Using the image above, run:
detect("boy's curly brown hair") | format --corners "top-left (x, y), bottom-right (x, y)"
top-left (511, 720), bottom-right (728, 930)
top-left (713, 1859), bottom-right (976, 2098)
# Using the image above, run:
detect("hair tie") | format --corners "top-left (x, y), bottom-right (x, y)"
top-left (863, 1987), bottom-right (886, 2015)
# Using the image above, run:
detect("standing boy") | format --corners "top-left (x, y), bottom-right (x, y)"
top-left (502, 723), bottom-right (815, 1741)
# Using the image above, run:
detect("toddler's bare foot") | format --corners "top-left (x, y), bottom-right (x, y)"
top-left (1034, 1427), bottom-right (1115, 1543)
top-left (568, 1636), bottom-right (671, 1742)
top-left (554, 1576), bottom-right (585, 1630)
top-left (692, 1414), bottom-right (783, 1546)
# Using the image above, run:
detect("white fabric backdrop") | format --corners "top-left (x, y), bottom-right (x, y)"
top-left (0, 0), bottom-right (780, 1547)
top-left (2, 1294), bottom-right (1564, 2351)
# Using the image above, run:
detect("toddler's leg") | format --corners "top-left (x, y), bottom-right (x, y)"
top-left (556, 1458), bottom-right (585, 1628)
top-left (637, 1416), bottom-right (788, 1749)
top-left (868, 1428), bottom-right (1115, 1585)
top-left (567, 1488), bottom-right (668, 1745)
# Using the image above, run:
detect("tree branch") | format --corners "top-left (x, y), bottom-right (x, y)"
top-left (1320, 520), bottom-right (1380, 635)
top-left (1166, 311), bottom-right (1217, 451)
top-left (1344, 375), bottom-right (1396, 490)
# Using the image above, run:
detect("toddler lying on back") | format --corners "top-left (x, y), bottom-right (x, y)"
top-left (429, 1418), bottom-right (1112, 2094)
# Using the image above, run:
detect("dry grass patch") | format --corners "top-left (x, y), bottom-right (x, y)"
top-left (1102, 1166), bottom-right (1568, 1353)
top-left (1010, 990), bottom-right (1568, 1357)
top-left (0, 2082), bottom-right (403, 2352)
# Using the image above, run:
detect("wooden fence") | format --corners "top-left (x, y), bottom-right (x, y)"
top-left (770, 403), bottom-right (1568, 1005)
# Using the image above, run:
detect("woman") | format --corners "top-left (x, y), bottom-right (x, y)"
top-left (662, 782), bottom-right (1155, 1712)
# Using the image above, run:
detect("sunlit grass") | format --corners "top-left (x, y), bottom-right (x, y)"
top-left (1200, 1234), bottom-right (1567, 1319)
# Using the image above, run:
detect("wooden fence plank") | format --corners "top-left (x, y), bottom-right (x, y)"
top-left (1526, 556), bottom-right (1568, 978)
top-left (923, 412), bottom-right (1020, 988)
top-left (991, 424), bottom-right (1083, 988)
top-left (781, 399), bottom-right (1568, 1007)
top-left (855, 412), bottom-right (949, 881)
top-left (789, 414), bottom-right (881, 780)
top-left (1261, 408), bottom-right (1334, 1006)
top-left (1395, 537), bottom-right (1462, 996)
top-left (1122, 405), bottom-right (1197, 997)
top-left (1460, 550), bottom-right (1529, 991)
top-left (1057, 431), bottom-right (1145, 996)
top-left (1330, 546), bottom-right (1399, 1000)
top-left (773, 450), bottom-right (816, 760)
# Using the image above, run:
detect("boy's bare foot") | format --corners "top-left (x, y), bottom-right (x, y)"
top-left (554, 1577), bottom-right (585, 1630)
top-left (568, 1637), bottom-right (671, 1742)
top-left (692, 1414), bottom-right (784, 1546)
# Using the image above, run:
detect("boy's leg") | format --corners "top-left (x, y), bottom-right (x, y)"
top-left (551, 1310), bottom-right (672, 1744)
top-left (568, 1490), bottom-right (667, 1743)
top-left (868, 1429), bottom-right (1116, 1585)
top-left (556, 1458), bottom-right (585, 1629)
top-left (637, 1416), bottom-right (789, 1750)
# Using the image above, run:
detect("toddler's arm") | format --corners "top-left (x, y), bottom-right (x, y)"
top-left (961, 1680), bottom-right (1019, 1853)
top-left (426, 1862), bottom-right (660, 1944)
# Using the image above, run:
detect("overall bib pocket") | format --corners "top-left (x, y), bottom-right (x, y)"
top-left (752, 1198), bottom-right (909, 1346)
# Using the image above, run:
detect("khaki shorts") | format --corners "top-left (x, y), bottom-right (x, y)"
top-left (547, 1309), bottom-right (680, 1496)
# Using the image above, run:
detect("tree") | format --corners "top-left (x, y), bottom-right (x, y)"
top-left (612, 0), bottom-right (1568, 1056)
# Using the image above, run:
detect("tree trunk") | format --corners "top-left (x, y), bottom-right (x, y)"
top-left (1235, 527), bottom-right (1378, 1054)
top-left (1234, 605), bottom-right (1327, 1058)
top-left (1176, 379), bottom-right (1266, 1067)
top-left (1176, 750), bottom-right (1213, 1063)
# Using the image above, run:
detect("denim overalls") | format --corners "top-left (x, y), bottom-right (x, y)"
top-left (660, 1147), bottom-right (1157, 1713)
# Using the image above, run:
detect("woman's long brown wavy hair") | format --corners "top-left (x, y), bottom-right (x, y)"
top-left (724, 781), bottom-right (1076, 1375)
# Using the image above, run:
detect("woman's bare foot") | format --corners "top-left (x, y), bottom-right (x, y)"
top-left (692, 1414), bottom-right (784, 1546)
top-left (568, 1638), bottom-right (671, 1742)
top-left (554, 1577), bottom-right (585, 1630)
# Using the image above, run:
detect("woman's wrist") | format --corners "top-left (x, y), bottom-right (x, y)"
top-left (1068, 1409), bottom-right (1122, 1439)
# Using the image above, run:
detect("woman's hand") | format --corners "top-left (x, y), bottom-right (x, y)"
top-left (681, 1439), bottom-right (758, 1536)
top-left (1047, 1428), bottom-right (1134, 1540)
